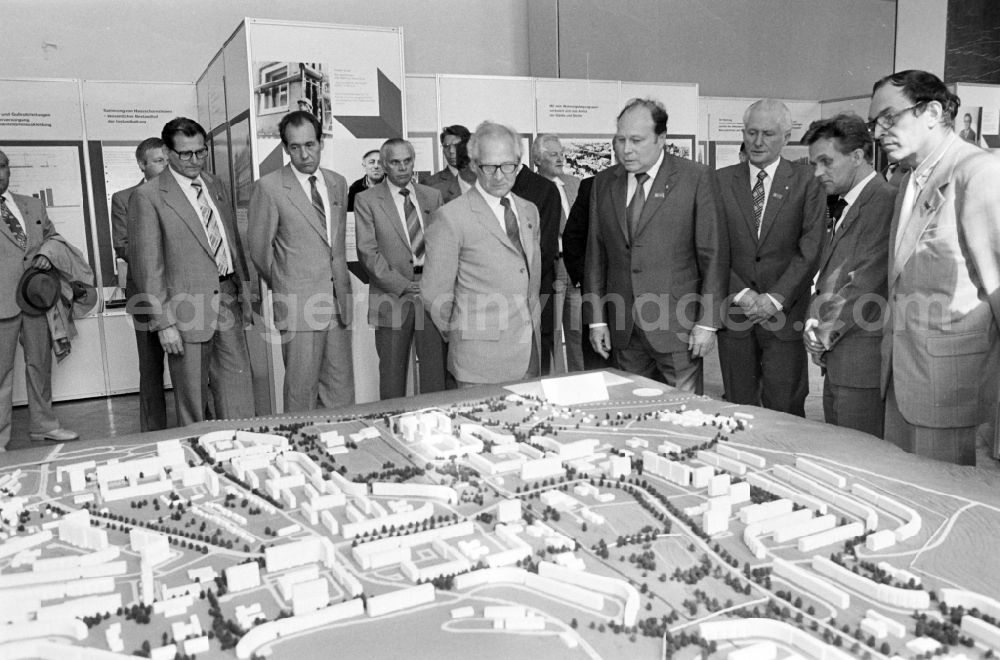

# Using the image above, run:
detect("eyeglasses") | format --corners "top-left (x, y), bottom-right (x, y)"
top-left (866, 103), bottom-right (925, 134)
top-left (477, 162), bottom-right (519, 176)
top-left (172, 147), bottom-right (209, 162)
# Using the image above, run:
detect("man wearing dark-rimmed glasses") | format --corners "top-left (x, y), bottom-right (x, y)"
top-left (868, 70), bottom-right (1000, 465)
top-left (129, 117), bottom-right (254, 426)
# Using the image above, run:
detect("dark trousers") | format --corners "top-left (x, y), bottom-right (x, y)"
top-left (614, 327), bottom-right (702, 394)
top-left (133, 322), bottom-right (167, 432)
top-left (374, 305), bottom-right (448, 400)
top-left (718, 327), bottom-right (808, 416)
top-left (822, 378), bottom-right (884, 438)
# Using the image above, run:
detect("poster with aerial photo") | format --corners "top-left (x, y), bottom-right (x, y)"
top-left (664, 135), bottom-right (695, 161)
top-left (561, 136), bottom-right (613, 178)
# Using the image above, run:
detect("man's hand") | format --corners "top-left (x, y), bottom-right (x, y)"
top-left (32, 255), bottom-right (53, 271)
top-left (748, 294), bottom-right (780, 324)
top-left (737, 290), bottom-right (758, 313)
top-left (590, 326), bottom-right (612, 359)
top-left (688, 326), bottom-right (717, 358)
top-left (158, 326), bottom-right (184, 355)
top-left (802, 318), bottom-right (826, 366)
top-left (405, 281), bottom-right (421, 295)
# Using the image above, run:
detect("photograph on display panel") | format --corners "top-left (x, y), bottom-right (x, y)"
top-left (560, 136), bottom-right (613, 178)
top-left (664, 135), bottom-right (695, 161)
top-left (254, 61), bottom-right (332, 140)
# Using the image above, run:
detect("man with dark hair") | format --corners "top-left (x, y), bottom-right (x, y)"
top-left (346, 149), bottom-right (384, 212)
top-left (801, 113), bottom-right (895, 438)
top-left (0, 149), bottom-right (79, 449)
top-left (355, 138), bottom-right (447, 399)
top-left (716, 99), bottom-right (826, 416)
top-left (959, 113), bottom-right (979, 144)
top-left (111, 137), bottom-right (169, 431)
top-left (248, 110), bottom-right (354, 412)
top-left (129, 117), bottom-right (254, 426)
top-left (421, 121), bottom-right (541, 386)
top-left (423, 125), bottom-right (471, 190)
top-left (585, 98), bottom-right (727, 392)
top-left (869, 69), bottom-right (1000, 464)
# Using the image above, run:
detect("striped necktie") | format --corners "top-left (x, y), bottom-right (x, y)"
top-left (190, 180), bottom-right (230, 276)
top-left (0, 196), bottom-right (27, 251)
top-left (752, 170), bottom-right (767, 234)
top-left (309, 175), bottom-right (327, 230)
top-left (628, 172), bottom-right (649, 240)
top-left (399, 188), bottom-right (424, 259)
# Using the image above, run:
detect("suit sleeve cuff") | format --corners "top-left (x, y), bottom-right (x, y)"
top-left (695, 325), bottom-right (717, 332)
top-left (765, 293), bottom-right (783, 311)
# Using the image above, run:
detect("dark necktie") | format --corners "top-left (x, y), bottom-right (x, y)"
top-left (752, 170), bottom-right (767, 234)
top-left (828, 196), bottom-right (848, 240)
top-left (0, 196), bottom-right (27, 251)
top-left (500, 197), bottom-right (527, 267)
top-left (309, 175), bottom-right (327, 232)
top-left (399, 188), bottom-right (424, 259)
top-left (628, 172), bottom-right (649, 240)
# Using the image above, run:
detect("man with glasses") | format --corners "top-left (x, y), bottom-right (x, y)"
top-left (129, 117), bottom-right (254, 426)
top-left (248, 110), bottom-right (354, 412)
top-left (868, 70), bottom-right (1000, 464)
top-left (585, 98), bottom-right (727, 393)
top-left (421, 121), bottom-right (541, 386)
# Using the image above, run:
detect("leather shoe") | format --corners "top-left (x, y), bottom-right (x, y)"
top-left (30, 428), bottom-right (80, 442)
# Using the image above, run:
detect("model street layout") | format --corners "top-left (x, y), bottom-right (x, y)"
top-left (2, 375), bottom-right (999, 660)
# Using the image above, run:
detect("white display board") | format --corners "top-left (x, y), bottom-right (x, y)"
top-left (820, 95), bottom-right (870, 119)
top-left (404, 75), bottom-right (438, 133)
top-left (700, 96), bottom-right (822, 143)
top-left (438, 75), bottom-right (537, 136)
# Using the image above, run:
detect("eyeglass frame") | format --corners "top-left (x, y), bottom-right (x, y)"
top-left (866, 102), bottom-right (927, 134)
top-left (477, 162), bottom-right (519, 176)
top-left (171, 147), bottom-right (210, 162)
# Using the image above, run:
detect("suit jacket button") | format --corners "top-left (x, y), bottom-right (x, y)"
top-left (213, 289), bottom-right (219, 294)
top-left (331, 277), bottom-right (335, 281)
top-left (755, 257), bottom-right (761, 262)
top-left (520, 268), bottom-right (526, 273)
top-left (750, 281), bottom-right (757, 287)
top-left (632, 268), bottom-right (641, 273)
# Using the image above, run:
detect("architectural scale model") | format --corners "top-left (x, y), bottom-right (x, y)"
top-left (1, 371), bottom-right (999, 660)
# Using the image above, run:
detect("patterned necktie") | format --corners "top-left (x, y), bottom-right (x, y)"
top-left (828, 196), bottom-right (848, 237)
top-left (0, 196), bottom-right (27, 251)
top-left (399, 188), bottom-right (424, 259)
top-left (627, 172), bottom-right (649, 240)
top-left (309, 175), bottom-right (327, 232)
top-left (190, 180), bottom-right (230, 276)
top-left (500, 197), bottom-right (527, 267)
top-left (752, 169), bottom-right (767, 234)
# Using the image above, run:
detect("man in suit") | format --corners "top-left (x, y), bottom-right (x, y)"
top-left (248, 110), bottom-right (354, 412)
top-left (346, 149), bottom-right (384, 212)
top-left (355, 138), bottom-right (447, 399)
top-left (533, 134), bottom-right (584, 372)
top-left (801, 114), bottom-right (895, 438)
top-left (716, 99), bottom-right (825, 416)
top-left (0, 149), bottom-right (79, 449)
top-left (111, 137), bottom-right (169, 431)
top-left (129, 117), bottom-right (255, 426)
top-left (869, 70), bottom-right (1000, 464)
top-left (585, 98), bottom-right (727, 393)
top-left (422, 125), bottom-right (470, 190)
top-left (421, 121), bottom-right (541, 386)
top-left (562, 176), bottom-right (611, 371)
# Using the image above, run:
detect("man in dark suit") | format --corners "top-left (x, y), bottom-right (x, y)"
top-left (422, 125), bottom-right (470, 191)
top-left (716, 99), bottom-right (825, 416)
top-left (513, 151), bottom-right (562, 375)
top-left (533, 134), bottom-right (584, 372)
top-left (248, 111), bottom-right (354, 412)
top-left (562, 176), bottom-right (611, 371)
top-left (129, 117), bottom-right (255, 426)
top-left (111, 137), bottom-right (170, 431)
top-left (346, 149), bottom-right (384, 212)
top-left (355, 138), bottom-right (447, 399)
top-left (0, 149), bottom-right (79, 449)
top-left (801, 114), bottom-right (894, 438)
top-left (584, 98), bottom-right (727, 393)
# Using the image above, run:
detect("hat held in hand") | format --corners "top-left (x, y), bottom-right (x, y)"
top-left (15, 267), bottom-right (60, 315)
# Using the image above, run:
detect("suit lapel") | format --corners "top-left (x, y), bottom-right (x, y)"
top-left (818, 178), bottom-right (871, 274)
top-left (283, 166), bottom-right (329, 244)
top-left (731, 163), bottom-right (757, 241)
top-left (887, 173), bottom-right (908, 286)
top-left (0, 197), bottom-right (24, 248)
top-left (634, 151), bottom-right (677, 237)
top-left (758, 159), bottom-right (791, 245)
top-left (377, 182), bottom-right (410, 246)
top-left (469, 189), bottom-right (520, 256)
top-left (160, 170), bottom-right (214, 259)
top-left (414, 185), bottom-right (438, 229)
top-left (611, 166), bottom-right (629, 242)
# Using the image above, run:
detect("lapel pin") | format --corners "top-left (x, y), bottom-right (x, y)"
top-left (772, 192), bottom-right (784, 200)
top-left (653, 192), bottom-right (665, 198)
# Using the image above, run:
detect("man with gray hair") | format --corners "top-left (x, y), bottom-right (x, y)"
top-left (715, 99), bottom-right (825, 416)
top-left (421, 121), bottom-right (541, 386)
top-left (532, 134), bottom-right (584, 372)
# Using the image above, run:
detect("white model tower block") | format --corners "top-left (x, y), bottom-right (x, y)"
top-left (690, 465), bottom-right (713, 488)
top-left (708, 474), bottom-right (731, 497)
top-left (129, 528), bottom-right (170, 566)
top-left (292, 577), bottom-right (330, 616)
top-left (497, 498), bottom-right (521, 523)
top-left (607, 455), bottom-right (631, 479)
top-left (226, 562), bottom-right (262, 592)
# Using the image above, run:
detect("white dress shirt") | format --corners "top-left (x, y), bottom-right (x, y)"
top-left (387, 179), bottom-right (424, 267)
top-left (894, 133), bottom-right (955, 258)
top-left (834, 170), bottom-right (878, 234)
top-left (290, 165), bottom-right (332, 245)
top-left (475, 181), bottom-right (518, 234)
top-left (168, 167), bottom-right (233, 273)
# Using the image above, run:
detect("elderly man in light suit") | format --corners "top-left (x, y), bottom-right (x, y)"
top-left (129, 118), bottom-right (254, 426)
top-left (356, 138), bottom-right (447, 399)
top-left (248, 110), bottom-right (354, 412)
top-left (421, 121), bottom-right (541, 386)
top-left (0, 149), bottom-right (79, 449)
top-left (802, 114), bottom-right (895, 438)
top-left (869, 70), bottom-right (1000, 465)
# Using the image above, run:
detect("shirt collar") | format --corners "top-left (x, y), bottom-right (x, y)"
top-left (387, 179), bottom-right (413, 197)
top-left (475, 181), bottom-right (511, 210)
top-left (842, 170), bottom-right (878, 206)
top-left (749, 158), bottom-right (780, 183)
top-left (912, 133), bottom-right (956, 189)
top-left (290, 165), bottom-right (320, 188)
top-left (447, 164), bottom-right (459, 177)
top-left (168, 165), bottom-right (204, 188)
top-left (635, 149), bottom-right (664, 183)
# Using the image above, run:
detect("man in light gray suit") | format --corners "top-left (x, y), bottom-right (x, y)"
top-left (421, 121), bottom-right (542, 386)
top-left (129, 118), bottom-right (254, 426)
top-left (533, 133), bottom-right (584, 372)
top-left (248, 110), bottom-right (354, 412)
top-left (356, 138), bottom-right (447, 399)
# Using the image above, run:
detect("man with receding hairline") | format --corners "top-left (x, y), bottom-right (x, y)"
top-left (868, 69), bottom-right (1000, 464)
top-left (716, 98), bottom-right (825, 417)
top-left (347, 148), bottom-right (384, 212)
